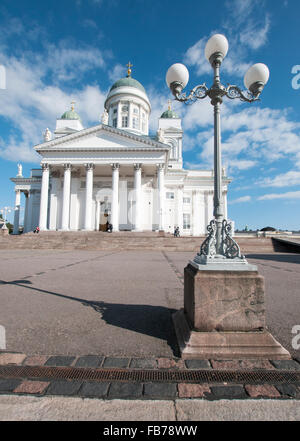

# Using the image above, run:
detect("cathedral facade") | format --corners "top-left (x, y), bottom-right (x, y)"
top-left (10, 68), bottom-right (230, 235)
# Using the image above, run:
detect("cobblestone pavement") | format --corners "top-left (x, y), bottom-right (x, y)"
top-left (0, 351), bottom-right (299, 401)
top-left (0, 250), bottom-right (299, 358)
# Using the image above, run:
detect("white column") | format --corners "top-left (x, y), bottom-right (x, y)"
top-left (128, 101), bottom-right (132, 129)
top-left (61, 164), bottom-right (71, 230)
top-left (176, 186), bottom-right (183, 233)
top-left (23, 192), bottom-right (29, 233)
top-left (223, 190), bottom-right (228, 219)
top-left (13, 190), bottom-right (21, 234)
top-left (192, 191), bottom-right (201, 236)
top-left (84, 163), bottom-right (94, 230)
top-left (117, 102), bottom-right (122, 128)
top-left (39, 163), bottom-right (49, 230)
top-left (157, 164), bottom-right (165, 231)
top-left (95, 200), bottom-right (100, 231)
top-left (111, 163), bottom-right (120, 232)
top-left (26, 191), bottom-right (33, 232)
top-left (133, 163), bottom-right (142, 231)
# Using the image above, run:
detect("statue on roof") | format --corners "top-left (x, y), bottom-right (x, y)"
top-left (44, 128), bottom-right (52, 142)
top-left (17, 163), bottom-right (23, 177)
top-left (101, 108), bottom-right (109, 125)
top-left (157, 127), bottom-right (165, 143)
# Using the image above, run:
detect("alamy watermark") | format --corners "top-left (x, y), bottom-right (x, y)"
top-left (291, 65), bottom-right (300, 89)
top-left (292, 325), bottom-right (300, 350)
top-left (0, 325), bottom-right (6, 350)
top-left (0, 65), bottom-right (6, 89)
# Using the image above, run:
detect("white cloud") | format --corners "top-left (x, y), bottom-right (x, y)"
top-left (0, 45), bottom-right (108, 162)
top-left (258, 170), bottom-right (300, 188)
top-left (258, 191), bottom-right (300, 200)
top-left (228, 195), bottom-right (251, 204)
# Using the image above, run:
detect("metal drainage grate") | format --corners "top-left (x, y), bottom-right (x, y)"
top-left (0, 365), bottom-right (300, 384)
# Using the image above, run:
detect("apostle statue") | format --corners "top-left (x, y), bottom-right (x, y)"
top-left (157, 128), bottom-right (165, 143)
top-left (101, 109), bottom-right (109, 125)
top-left (44, 128), bottom-right (52, 142)
top-left (17, 163), bottom-right (23, 177)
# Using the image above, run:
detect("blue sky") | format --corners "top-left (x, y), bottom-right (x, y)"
top-left (0, 0), bottom-right (300, 230)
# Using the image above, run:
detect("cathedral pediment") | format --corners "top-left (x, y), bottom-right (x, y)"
top-left (35, 124), bottom-right (169, 153)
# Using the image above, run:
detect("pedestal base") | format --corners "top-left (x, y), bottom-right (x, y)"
top-left (173, 309), bottom-right (291, 359)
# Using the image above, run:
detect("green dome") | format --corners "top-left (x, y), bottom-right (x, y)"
top-left (160, 109), bottom-right (179, 119)
top-left (110, 76), bottom-right (146, 94)
top-left (61, 109), bottom-right (81, 121)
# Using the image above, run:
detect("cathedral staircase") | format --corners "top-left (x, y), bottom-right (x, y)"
top-left (0, 231), bottom-right (275, 253)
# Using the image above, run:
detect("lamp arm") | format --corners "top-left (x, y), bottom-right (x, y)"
top-left (225, 85), bottom-right (260, 103)
top-left (172, 83), bottom-right (209, 103)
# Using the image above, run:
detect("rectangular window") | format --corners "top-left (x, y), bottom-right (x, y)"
top-left (183, 214), bottom-right (190, 229)
top-left (113, 118), bottom-right (117, 128)
top-left (132, 117), bottom-right (139, 129)
top-left (122, 116), bottom-right (128, 127)
top-left (183, 197), bottom-right (191, 204)
top-left (113, 108), bottom-right (117, 114)
top-left (133, 107), bottom-right (138, 114)
top-left (166, 192), bottom-right (175, 199)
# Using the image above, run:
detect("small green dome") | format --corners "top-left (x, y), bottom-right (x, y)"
top-left (61, 109), bottom-right (81, 121)
top-left (160, 109), bottom-right (179, 119)
top-left (110, 76), bottom-right (146, 94)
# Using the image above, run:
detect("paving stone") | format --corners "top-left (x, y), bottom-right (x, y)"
top-left (239, 359), bottom-right (275, 370)
top-left (23, 356), bottom-right (49, 366)
top-left (0, 379), bottom-right (22, 392)
top-left (210, 385), bottom-right (247, 399)
top-left (46, 380), bottom-right (82, 396)
top-left (178, 383), bottom-right (210, 398)
top-left (185, 359), bottom-right (211, 369)
top-left (245, 384), bottom-right (280, 398)
top-left (270, 360), bottom-right (300, 370)
top-left (102, 357), bottom-right (130, 368)
top-left (79, 382), bottom-right (110, 398)
top-left (144, 382), bottom-right (177, 399)
top-left (276, 383), bottom-right (299, 398)
top-left (210, 360), bottom-right (241, 370)
top-left (157, 358), bottom-right (185, 369)
top-left (129, 358), bottom-right (157, 369)
top-left (45, 356), bottom-right (76, 367)
top-left (74, 355), bottom-right (103, 368)
top-left (14, 381), bottom-right (50, 394)
top-left (0, 353), bottom-right (26, 365)
top-left (108, 382), bottom-right (143, 399)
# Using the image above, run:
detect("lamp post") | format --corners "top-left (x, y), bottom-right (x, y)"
top-left (167, 35), bottom-right (290, 359)
top-left (166, 34), bottom-right (269, 264)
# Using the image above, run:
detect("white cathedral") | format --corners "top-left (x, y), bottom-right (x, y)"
top-left (10, 65), bottom-right (230, 235)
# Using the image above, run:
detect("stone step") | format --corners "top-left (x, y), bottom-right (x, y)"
top-left (0, 232), bottom-right (275, 253)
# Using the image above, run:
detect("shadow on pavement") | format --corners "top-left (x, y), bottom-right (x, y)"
top-left (0, 279), bottom-right (180, 357)
top-left (246, 253), bottom-right (300, 264)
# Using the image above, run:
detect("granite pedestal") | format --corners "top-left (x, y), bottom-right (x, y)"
top-left (173, 260), bottom-right (290, 359)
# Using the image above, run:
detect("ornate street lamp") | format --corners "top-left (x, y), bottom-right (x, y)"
top-left (166, 34), bottom-right (269, 264)
top-left (166, 35), bottom-right (289, 359)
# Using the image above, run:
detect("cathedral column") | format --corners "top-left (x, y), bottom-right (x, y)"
top-left (176, 186), bottom-right (183, 233)
top-left (133, 163), bottom-right (142, 231)
top-left (128, 101), bottom-right (133, 129)
top-left (95, 200), bottom-right (100, 231)
top-left (26, 190), bottom-right (34, 232)
top-left (61, 164), bottom-right (72, 230)
top-left (157, 164), bottom-right (165, 231)
top-left (84, 163), bottom-right (94, 231)
top-left (39, 163), bottom-right (49, 230)
top-left (23, 192), bottom-right (29, 233)
top-left (117, 102), bottom-right (122, 128)
top-left (13, 190), bottom-right (21, 234)
top-left (111, 163), bottom-right (119, 232)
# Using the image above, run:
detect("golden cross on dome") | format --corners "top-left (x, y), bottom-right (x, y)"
top-left (71, 101), bottom-right (76, 111)
top-left (168, 99), bottom-right (172, 111)
top-left (127, 61), bottom-right (133, 77)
